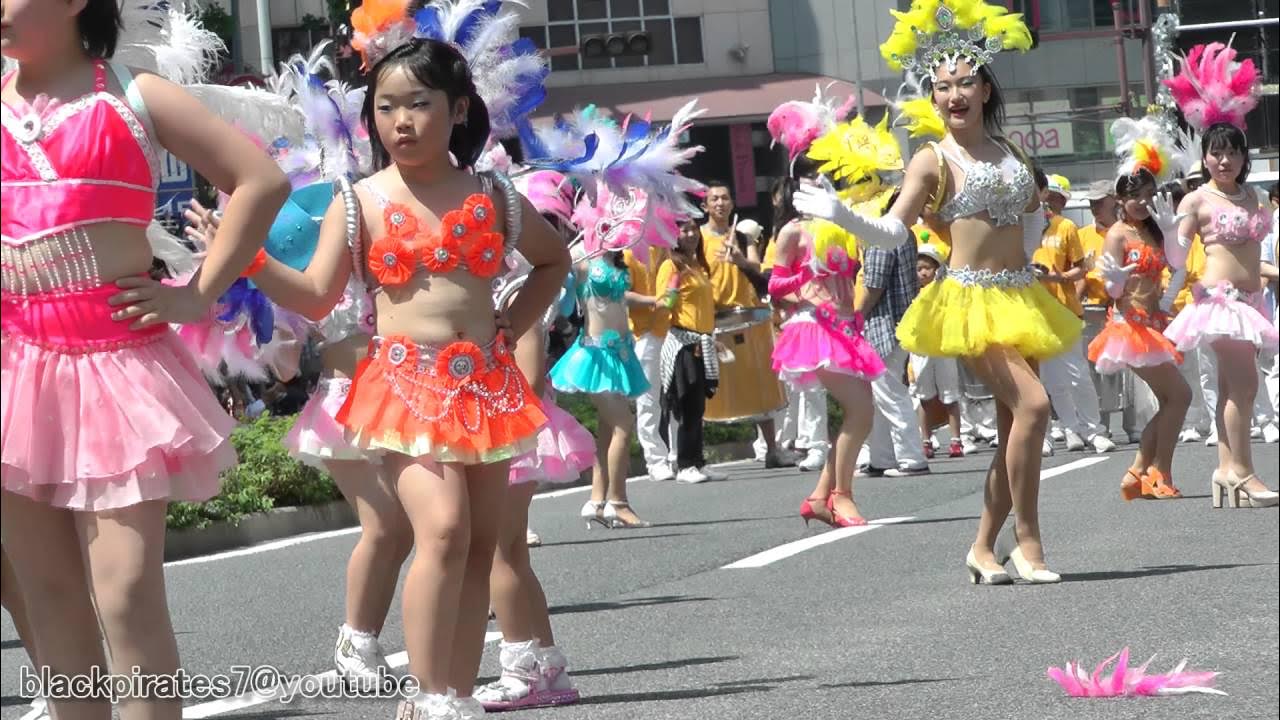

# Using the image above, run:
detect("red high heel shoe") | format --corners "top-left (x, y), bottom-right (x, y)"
top-left (826, 490), bottom-right (868, 527)
top-left (1145, 468), bottom-right (1182, 499)
top-left (800, 496), bottom-right (835, 527)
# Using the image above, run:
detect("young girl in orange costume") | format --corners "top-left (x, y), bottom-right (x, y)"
top-left (237, 1), bottom-right (570, 716)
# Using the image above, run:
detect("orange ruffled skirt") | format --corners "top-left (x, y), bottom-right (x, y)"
top-left (1087, 308), bottom-right (1182, 375)
top-left (336, 334), bottom-right (545, 464)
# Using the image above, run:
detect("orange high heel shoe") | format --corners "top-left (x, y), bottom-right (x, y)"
top-left (1120, 469), bottom-right (1145, 501)
top-left (826, 490), bottom-right (868, 527)
top-left (1145, 468), bottom-right (1182, 499)
top-left (800, 496), bottom-right (835, 527)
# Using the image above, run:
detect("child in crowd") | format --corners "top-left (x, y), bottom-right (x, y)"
top-left (910, 242), bottom-right (964, 458)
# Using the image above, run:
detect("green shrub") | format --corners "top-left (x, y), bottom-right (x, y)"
top-left (166, 414), bottom-right (340, 530)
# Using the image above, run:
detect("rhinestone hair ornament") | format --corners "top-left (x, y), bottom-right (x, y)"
top-left (879, 0), bottom-right (1033, 83)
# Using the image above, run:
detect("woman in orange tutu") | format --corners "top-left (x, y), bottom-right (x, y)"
top-left (1089, 154), bottom-right (1192, 500)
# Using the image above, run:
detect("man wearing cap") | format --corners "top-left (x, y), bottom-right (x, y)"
top-left (1033, 170), bottom-right (1117, 455)
top-left (1076, 180), bottom-right (1140, 444)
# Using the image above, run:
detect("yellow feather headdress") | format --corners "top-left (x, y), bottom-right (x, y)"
top-left (880, 0), bottom-right (1033, 82)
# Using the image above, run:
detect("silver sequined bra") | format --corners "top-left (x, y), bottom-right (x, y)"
top-left (937, 141), bottom-right (1034, 227)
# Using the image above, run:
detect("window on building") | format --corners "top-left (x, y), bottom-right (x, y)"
top-left (1010, 0), bottom-right (1116, 32)
top-left (520, 0), bottom-right (703, 71)
top-left (272, 27), bottom-right (324, 67)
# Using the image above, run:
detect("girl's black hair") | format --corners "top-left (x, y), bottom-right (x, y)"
top-left (925, 63), bottom-right (1006, 136)
top-left (1201, 122), bottom-right (1251, 184)
top-left (78, 0), bottom-right (124, 59)
top-left (1115, 170), bottom-right (1163, 247)
top-left (361, 38), bottom-right (491, 170)
top-left (604, 249), bottom-right (627, 270)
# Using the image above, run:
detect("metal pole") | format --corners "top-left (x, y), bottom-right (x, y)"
top-left (230, 0), bottom-right (243, 73)
top-left (1112, 1), bottom-right (1132, 116)
top-left (851, 0), bottom-right (865, 117)
top-left (256, 0), bottom-right (273, 75)
top-left (1176, 18), bottom-right (1278, 32)
top-left (1138, 0), bottom-right (1155, 107)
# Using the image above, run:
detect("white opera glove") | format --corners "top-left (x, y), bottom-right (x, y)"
top-left (1149, 191), bottom-right (1191, 270)
top-left (793, 176), bottom-right (908, 249)
top-left (1022, 210), bottom-right (1046, 260)
top-left (1097, 253), bottom-right (1138, 299)
top-left (1160, 268), bottom-right (1186, 314)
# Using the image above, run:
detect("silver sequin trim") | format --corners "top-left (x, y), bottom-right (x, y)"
top-left (948, 265), bottom-right (1035, 288)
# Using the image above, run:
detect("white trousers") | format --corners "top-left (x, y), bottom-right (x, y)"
top-left (755, 382), bottom-right (830, 457)
top-left (868, 346), bottom-right (928, 469)
top-left (1041, 336), bottom-right (1104, 440)
top-left (1195, 345), bottom-right (1275, 429)
top-left (633, 332), bottom-right (669, 469)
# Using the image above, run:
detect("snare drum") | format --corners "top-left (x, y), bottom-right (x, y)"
top-left (705, 307), bottom-right (786, 423)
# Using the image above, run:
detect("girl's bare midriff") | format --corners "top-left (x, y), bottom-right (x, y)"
top-left (7, 223), bottom-right (154, 290)
top-left (1201, 243), bottom-right (1263, 294)
top-left (945, 218), bottom-right (1027, 274)
top-left (582, 290), bottom-right (629, 337)
top-left (319, 334), bottom-right (370, 379)
top-left (373, 272), bottom-right (498, 344)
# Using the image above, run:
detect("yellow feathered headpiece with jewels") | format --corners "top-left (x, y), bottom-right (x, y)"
top-left (880, 0), bottom-right (1033, 82)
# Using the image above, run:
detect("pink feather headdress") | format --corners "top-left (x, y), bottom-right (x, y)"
top-left (767, 83), bottom-right (856, 164)
top-left (1162, 40), bottom-right (1261, 132)
top-left (1047, 647), bottom-right (1225, 698)
top-left (516, 170), bottom-right (575, 224)
top-left (570, 184), bottom-right (678, 259)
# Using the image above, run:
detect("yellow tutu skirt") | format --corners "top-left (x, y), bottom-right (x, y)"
top-left (898, 271), bottom-right (1083, 359)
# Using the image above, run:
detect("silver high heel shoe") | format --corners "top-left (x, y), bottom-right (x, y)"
top-left (580, 500), bottom-right (607, 529)
top-left (1009, 545), bottom-right (1061, 584)
top-left (1212, 470), bottom-right (1280, 508)
top-left (965, 548), bottom-right (1012, 585)
top-left (603, 501), bottom-right (652, 529)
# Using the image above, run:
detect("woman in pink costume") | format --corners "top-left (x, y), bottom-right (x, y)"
top-left (1162, 42), bottom-right (1279, 508)
top-left (769, 167), bottom-right (886, 528)
top-left (476, 171), bottom-right (590, 712)
top-left (0, 1), bottom-right (289, 718)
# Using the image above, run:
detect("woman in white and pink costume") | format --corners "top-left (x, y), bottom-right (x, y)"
top-left (1161, 41), bottom-right (1279, 508)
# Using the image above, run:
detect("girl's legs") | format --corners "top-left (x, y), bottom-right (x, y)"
top-left (0, 493), bottom-right (106, 720)
top-left (489, 482), bottom-right (548, 647)
top-left (966, 347), bottom-right (1052, 569)
top-left (815, 370), bottom-right (874, 520)
top-left (1131, 363), bottom-right (1192, 480)
top-left (449, 463), bottom-right (510, 697)
top-left (77, 500), bottom-right (181, 720)
top-left (390, 456), bottom-right (472, 693)
top-left (592, 393), bottom-right (646, 525)
top-left (1214, 339), bottom-right (1275, 494)
top-left (327, 459), bottom-right (413, 671)
top-left (0, 544), bottom-right (38, 666)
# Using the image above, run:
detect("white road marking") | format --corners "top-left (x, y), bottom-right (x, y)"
top-left (722, 517), bottom-right (916, 569)
top-left (180, 632), bottom-right (504, 718)
top-left (1039, 455), bottom-right (1112, 479)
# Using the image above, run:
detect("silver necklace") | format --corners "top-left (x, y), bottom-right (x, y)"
top-left (1203, 184), bottom-right (1247, 203)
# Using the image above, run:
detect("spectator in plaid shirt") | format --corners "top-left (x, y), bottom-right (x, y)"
top-left (858, 191), bottom-right (931, 476)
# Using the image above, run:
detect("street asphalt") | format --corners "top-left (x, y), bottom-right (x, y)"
top-left (2, 436), bottom-right (1277, 720)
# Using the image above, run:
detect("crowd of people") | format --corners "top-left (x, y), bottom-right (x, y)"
top-left (1, 1), bottom-right (1277, 719)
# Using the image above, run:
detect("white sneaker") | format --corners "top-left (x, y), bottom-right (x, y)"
top-left (1205, 428), bottom-right (1219, 446)
top-left (19, 698), bottom-right (49, 720)
top-left (961, 437), bottom-right (980, 456)
top-left (525, 528), bottom-right (542, 547)
top-left (701, 465), bottom-right (730, 481)
top-left (1250, 425), bottom-right (1263, 439)
top-left (1042, 439), bottom-right (1054, 457)
top-left (648, 463), bottom-right (675, 481)
top-left (1050, 425), bottom-right (1066, 442)
top-left (1064, 430), bottom-right (1086, 452)
top-left (676, 467), bottom-right (710, 484)
top-left (798, 449), bottom-right (826, 471)
top-left (1090, 435), bottom-right (1117, 453)
top-left (334, 624), bottom-right (390, 691)
top-left (1265, 424), bottom-right (1280, 444)
top-left (1179, 427), bottom-right (1202, 443)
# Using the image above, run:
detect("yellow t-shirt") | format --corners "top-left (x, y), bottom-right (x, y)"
top-left (623, 247), bottom-right (667, 337)
top-left (1076, 223), bottom-right (1111, 308)
top-left (762, 238), bottom-right (778, 271)
top-left (1032, 214), bottom-right (1086, 317)
top-left (701, 225), bottom-right (760, 308)
top-left (655, 258), bottom-right (715, 334)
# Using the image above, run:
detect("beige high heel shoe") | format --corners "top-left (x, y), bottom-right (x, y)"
top-left (1009, 546), bottom-right (1061, 584)
top-left (1212, 470), bottom-right (1280, 508)
top-left (965, 548), bottom-right (1012, 585)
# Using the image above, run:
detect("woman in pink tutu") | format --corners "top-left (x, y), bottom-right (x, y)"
top-left (1161, 42), bottom-right (1279, 508)
top-left (1, 2), bottom-right (288, 718)
top-left (476, 177), bottom-right (591, 711)
top-left (1087, 134), bottom-right (1192, 500)
top-left (769, 169), bottom-right (886, 527)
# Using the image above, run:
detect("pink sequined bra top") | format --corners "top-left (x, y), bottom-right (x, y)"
top-left (1201, 201), bottom-right (1272, 247)
top-left (1, 60), bottom-right (157, 294)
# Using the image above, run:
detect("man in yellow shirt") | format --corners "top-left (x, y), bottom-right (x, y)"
top-left (1034, 172), bottom-right (1116, 454)
top-left (624, 246), bottom-right (673, 480)
top-left (699, 180), bottom-right (792, 468)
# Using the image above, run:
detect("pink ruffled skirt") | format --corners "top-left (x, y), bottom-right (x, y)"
top-left (283, 377), bottom-right (369, 470)
top-left (1163, 282), bottom-right (1280, 352)
top-left (2, 286), bottom-right (235, 511)
top-left (509, 390), bottom-right (594, 485)
top-left (772, 304), bottom-right (885, 389)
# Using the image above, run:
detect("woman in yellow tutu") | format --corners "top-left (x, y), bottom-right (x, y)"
top-left (794, 0), bottom-right (1077, 584)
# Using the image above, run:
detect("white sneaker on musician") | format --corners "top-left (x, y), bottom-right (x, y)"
top-left (1264, 423), bottom-right (1280, 444)
top-left (1090, 434), bottom-right (1117, 453)
top-left (1179, 427), bottom-right (1202, 443)
top-left (798, 448), bottom-right (826, 471)
top-left (1205, 427), bottom-right (1219, 446)
top-left (648, 463), bottom-right (675, 481)
top-left (961, 437), bottom-right (980, 456)
top-left (676, 467), bottom-right (711, 484)
top-left (526, 528), bottom-right (542, 547)
top-left (1050, 425), bottom-right (1066, 442)
top-left (19, 697), bottom-right (48, 720)
top-left (1042, 439), bottom-right (1054, 457)
top-left (335, 624), bottom-right (390, 690)
top-left (1064, 430), bottom-right (1086, 452)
